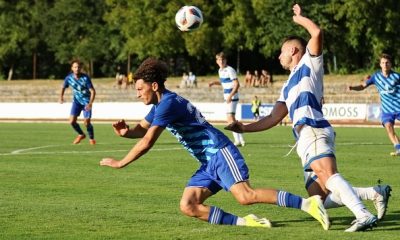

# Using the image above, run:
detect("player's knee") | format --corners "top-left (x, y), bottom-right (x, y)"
top-left (179, 200), bottom-right (197, 217)
top-left (83, 119), bottom-right (91, 126)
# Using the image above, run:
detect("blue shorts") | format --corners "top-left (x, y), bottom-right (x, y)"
top-left (70, 101), bottom-right (92, 118)
top-left (381, 112), bottom-right (400, 125)
top-left (186, 142), bottom-right (249, 194)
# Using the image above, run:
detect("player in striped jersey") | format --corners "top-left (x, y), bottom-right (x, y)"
top-left (349, 53), bottom-right (400, 156)
top-left (209, 52), bottom-right (245, 147)
top-left (60, 60), bottom-right (96, 145)
top-left (100, 57), bottom-right (330, 230)
top-left (225, 4), bottom-right (383, 232)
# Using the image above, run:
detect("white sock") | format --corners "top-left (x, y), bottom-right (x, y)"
top-left (238, 133), bottom-right (245, 144)
top-left (325, 173), bottom-right (368, 219)
top-left (353, 187), bottom-right (376, 201)
top-left (232, 132), bottom-right (239, 143)
top-left (323, 192), bottom-right (342, 209)
top-left (236, 217), bottom-right (246, 226)
top-left (324, 186), bottom-right (376, 209)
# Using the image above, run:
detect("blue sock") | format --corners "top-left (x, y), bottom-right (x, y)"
top-left (395, 144), bottom-right (400, 151)
top-left (276, 190), bottom-right (302, 209)
top-left (71, 122), bottom-right (84, 135)
top-left (208, 206), bottom-right (238, 225)
top-left (86, 123), bottom-right (94, 139)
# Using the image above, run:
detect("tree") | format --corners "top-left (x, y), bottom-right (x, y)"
top-left (0, 1), bottom-right (32, 80)
top-left (42, 0), bottom-right (109, 76)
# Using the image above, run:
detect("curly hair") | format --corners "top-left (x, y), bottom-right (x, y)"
top-left (133, 58), bottom-right (168, 87)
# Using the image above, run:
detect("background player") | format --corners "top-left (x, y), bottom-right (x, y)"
top-left (60, 59), bottom-right (96, 145)
top-left (349, 53), bottom-right (400, 156)
top-left (209, 52), bottom-right (245, 147)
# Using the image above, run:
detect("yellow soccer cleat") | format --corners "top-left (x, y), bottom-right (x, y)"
top-left (244, 214), bottom-right (272, 228)
top-left (304, 195), bottom-right (330, 230)
top-left (390, 151), bottom-right (400, 156)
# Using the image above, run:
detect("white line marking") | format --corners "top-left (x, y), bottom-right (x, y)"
top-left (0, 147), bottom-right (184, 156)
top-left (11, 145), bottom-right (58, 154)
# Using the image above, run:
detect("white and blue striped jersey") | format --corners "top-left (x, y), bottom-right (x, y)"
top-left (365, 70), bottom-right (400, 114)
top-left (145, 90), bottom-right (231, 164)
top-left (218, 65), bottom-right (239, 101)
top-left (278, 49), bottom-right (330, 132)
top-left (63, 73), bottom-right (93, 105)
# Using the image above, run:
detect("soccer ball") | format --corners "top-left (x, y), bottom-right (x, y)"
top-left (175, 6), bottom-right (203, 32)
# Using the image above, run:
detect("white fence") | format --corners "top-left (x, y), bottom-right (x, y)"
top-left (0, 102), bottom-right (381, 122)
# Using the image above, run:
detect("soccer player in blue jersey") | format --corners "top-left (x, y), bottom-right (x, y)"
top-left (100, 57), bottom-right (330, 230)
top-left (60, 60), bottom-right (96, 145)
top-left (349, 53), bottom-right (400, 156)
top-left (225, 4), bottom-right (390, 232)
top-left (209, 52), bottom-right (245, 147)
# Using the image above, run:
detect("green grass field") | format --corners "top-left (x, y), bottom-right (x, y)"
top-left (0, 123), bottom-right (399, 239)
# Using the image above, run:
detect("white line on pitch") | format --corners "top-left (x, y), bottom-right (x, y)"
top-left (0, 147), bottom-right (184, 156)
top-left (11, 145), bottom-right (58, 154)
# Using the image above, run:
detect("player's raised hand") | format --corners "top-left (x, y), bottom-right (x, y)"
top-left (112, 119), bottom-right (130, 137)
top-left (100, 158), bottom-right (121, 168)
top-left (292, 4), bottom-right (304, 24)
top-left (224, 120), bottom-right (244, 133)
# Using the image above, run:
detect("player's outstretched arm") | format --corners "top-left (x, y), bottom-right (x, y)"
top-left (348, 83), bottom-right (368, 91)
top-left (113, 119), bottom-right (150, 138)
top-left (225, 102), bottom-right (288, 133)
top-left (292, 4), bottom-right (322, 56)
top-left (208, 80), bottom-right (221, 87)
top-left (100, 125), bottom-right (164, 169)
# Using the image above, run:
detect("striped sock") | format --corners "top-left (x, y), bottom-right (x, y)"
top-left (394, 144), bottom-right (400, 151)
top-left (208, 206), bottom-right (238, 225)
top-left (276, 190), bottom-right (302, 209)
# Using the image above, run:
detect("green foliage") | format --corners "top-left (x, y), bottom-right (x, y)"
top-left (0, 1), bottom-right (30, 62)
top-left (1, 0), bottom-right (400, 79)
top-left (42, 0), bottom-right (109, 64)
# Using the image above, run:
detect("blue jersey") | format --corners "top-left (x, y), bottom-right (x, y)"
top-left (366, 70), bottom-right (400, 113)
top-left (63, 73), bottom-right (94, 105)
top-left (145, 90), bottom-right (231, 164)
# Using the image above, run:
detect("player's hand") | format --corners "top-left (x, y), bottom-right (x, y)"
top-left (224, 120), bottom-right (244, 133)
top-left (112, 119), bottom-right (129, 137)
top-left (347, 85), bottom-right (353, 91)
top-left (85, 103), bottom-right (92, 111)
top-left (293, 4), bottom-right (302, 16)
top-left (292, 4), bottom-right (302, 23)
top-left (100, 158), bottom-right (121, 168)
top-left (59, 98), bottom-right (64, 104)
top-left (226, 98), bottom-right (232, 104)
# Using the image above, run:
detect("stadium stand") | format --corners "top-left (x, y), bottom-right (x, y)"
top-left (0, 79), bottom-right (379, 104)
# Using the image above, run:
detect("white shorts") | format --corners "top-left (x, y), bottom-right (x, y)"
top-left (225, 100), bottom-right (239, 115)
top-left (296, 125), bottom-right (336, 187)
top-left (296, 125), bottom-right (336, 170)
